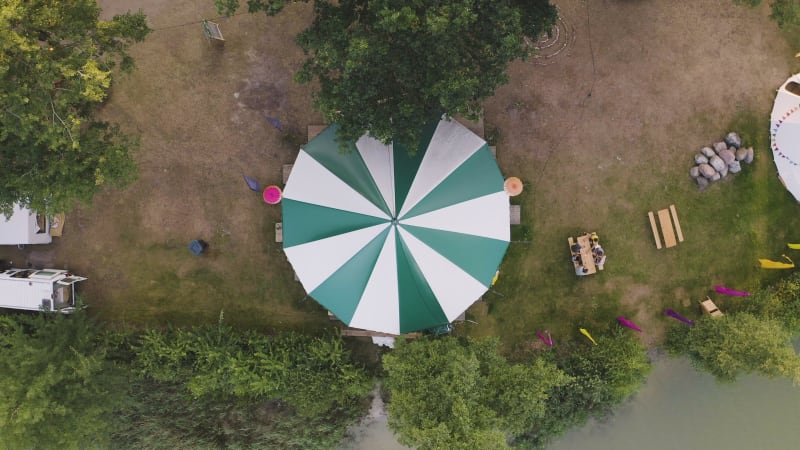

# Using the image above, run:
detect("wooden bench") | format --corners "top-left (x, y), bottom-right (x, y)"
top-left (510, 205), bottom-right (521, 225)
top-left (275, 222), bottom-right (283, 243)
top-left (648, 211), bottom-right (662, 249)
top-left (700, 297), bottom-right (723, 318)
top-left (670, 204), bottom-right (684, 243)
top-left (282, 164), bottom-right (293, 184)
top-left (340, 328), bottom-right (422, 338)
top-left (307, 124), bottom-right (327, 141)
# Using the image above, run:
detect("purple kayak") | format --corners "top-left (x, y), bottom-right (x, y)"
top-left (714, 285), bottom-right (750, 297)
top-left (665, 309), bottom-right (696, 326)
top-left (617, 316), bottom-right (642, 332)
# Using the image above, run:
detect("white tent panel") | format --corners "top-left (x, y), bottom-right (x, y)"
top-left (398, 227), bottom-right (486, 321)
top-left (771, 74), bottom-right (800, 202)
top-left (283, 151), bottom-right (389, 219)
top-left (348, 231), bottom-right (401, 334)
top-left (356, 135), bottom-right (396, 216)
top-left (284, 223), bottom-right (389, 292)
top-left (400, 191), bottom-right (510, 241)
top-left (399, 119), bottom-right (486, 217)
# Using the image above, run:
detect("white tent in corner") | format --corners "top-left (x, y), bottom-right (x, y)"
top-left (770, 73), bottom-right (800, 202)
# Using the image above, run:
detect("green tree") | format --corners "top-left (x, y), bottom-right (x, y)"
top-left (382, 337), bottom-right (570, 449)
top-left (518, 329), bottom-right (651, 448)
top-left (0, 313), bottom-right (126, 449)
top-left (666, 313), bottom-right (800, 384)
top-left (217, 0), bottom-right (557, 150)
top-left (0, 0), bottom-right (150, 216)
top-left (739, 271), bottom-right (800, 335)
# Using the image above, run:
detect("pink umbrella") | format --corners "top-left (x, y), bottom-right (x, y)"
top-left (263, 185), bottom-right (282, 204)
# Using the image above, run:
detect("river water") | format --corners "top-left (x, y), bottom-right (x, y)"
top-left (550, 356), bottom-right (800, 450)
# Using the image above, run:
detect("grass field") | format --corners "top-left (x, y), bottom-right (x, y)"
top-left (3, 0), bottom-right (800, 352)
top-left (461, 109), bottom-right (800, 350)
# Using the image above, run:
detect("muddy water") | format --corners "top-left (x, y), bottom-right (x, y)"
top-left (550, 356), bottom-right (800, 450)
top-left (337, 385), bottom-right (410, 450)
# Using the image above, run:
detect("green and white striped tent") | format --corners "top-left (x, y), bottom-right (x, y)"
top-left (282, 118), bottom-right (510, 334)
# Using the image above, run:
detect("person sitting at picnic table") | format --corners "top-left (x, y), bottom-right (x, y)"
top-left (575, 265), bottom-right (589, 276)
top-left (590, 232), bottom-right (599, 247)
top-left (571, 243), bottom-right (582, 255)
top-left (593, 247), bottom-right (606, 268)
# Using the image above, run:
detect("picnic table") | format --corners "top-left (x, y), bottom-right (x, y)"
top-left (568, 234), bottom-right (597, 276)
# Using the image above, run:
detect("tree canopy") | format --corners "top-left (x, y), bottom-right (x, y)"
top-left (667, 313), bottom-right (800, 384)
top-left (217, 0), bottom-right (557, 150)
top-left (382, 337), bottom-right (569, 449)
top-left (0, 0), bottom-right (150, 216)
top-left (519, 329), bottom-right (652, 447)
top-left (0, 313), bottom-right (125, 449)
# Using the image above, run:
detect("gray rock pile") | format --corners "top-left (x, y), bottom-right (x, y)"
top-left (689, 132), bottom-right (754, 189)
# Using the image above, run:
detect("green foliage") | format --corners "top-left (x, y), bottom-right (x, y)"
top-left (215, 0), bottom-right (556, 151)
top-left (516, 329), bottom-right (651, 449)
top-left (112, 379), bottom-right (359, 450)
top-left (133, 325), bottom-right (372, 417)
top-left (0, 0), bottom-right (150, 215)
top-left (0, 312), bottom-right (126, 449)
top-left (738, 271), bottom-right (800, 335)
top-left (666, 313), bottom-right (800, 384)
top-left (771, 0), bottom-right (800, 28)
top-left (382, 337), bottom-right (569, 449)
top-left (114, 325), bottom-right (371, 448)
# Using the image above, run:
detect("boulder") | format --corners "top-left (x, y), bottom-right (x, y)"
top-left (719, 148), bottom-right (736, 165)
top-left (729, 160), bottom-right (742, 173)
top-left (736, 148), bottom-right (748, 161)
top-left (745, 147), bottom-right (754, 164)
top-left (690, 166), bottom-right (700, 179)
top-left (699, 163), bottom-right (716, 179)
top-left (713, 142), bottom-right (728, 153)
top-left (701, 146), bottom-right (716, 158)
top-left (724, 132), bottom-right (742, 149)
top-left (710, 172), bottom-right (721, 182)
top-left (709, 154), bottom-right (726, 172)
top-left (694, 154), bottom-right (708, 165)
top-left (697, 176), bottom-right (709, 189)
top-left (718, 164), bottom-right (728, 178)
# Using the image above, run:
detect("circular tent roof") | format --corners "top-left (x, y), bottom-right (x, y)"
top-left (281, 118), bottom-right (511, 334)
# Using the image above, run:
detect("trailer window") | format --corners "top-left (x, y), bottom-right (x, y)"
top-left (10, 270), bottom-right (33, 278)
top-left (35, 270), bottom-right (58, 277)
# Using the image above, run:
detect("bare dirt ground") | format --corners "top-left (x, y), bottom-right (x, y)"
top-left (1, 0), bottom-right (795, 339)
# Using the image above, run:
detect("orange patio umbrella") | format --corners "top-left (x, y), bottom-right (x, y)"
top-left (504, 177), bottom-right (523, 196)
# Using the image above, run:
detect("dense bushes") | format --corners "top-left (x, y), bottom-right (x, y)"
top-left (0, 312), bottom-right (372, 449)
top-left (382, 332), bottom-right (651, 449)
top-left (514, 329), bottom-right (652, 449)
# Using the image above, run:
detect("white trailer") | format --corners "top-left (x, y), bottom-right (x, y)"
top-left (0, 204), bottom-right (52, 245)
top-left (0, 268), bottom-right (86, 313)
